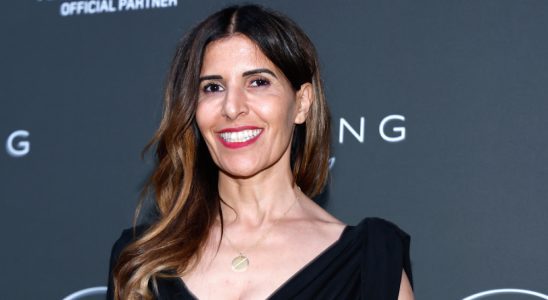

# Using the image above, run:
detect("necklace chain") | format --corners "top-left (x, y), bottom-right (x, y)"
top-left (222, 187), bottom-right (300, 272)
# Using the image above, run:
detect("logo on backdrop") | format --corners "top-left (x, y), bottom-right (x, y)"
top-left (329, 114), bottom-right (406, 169)
top-left (462, 288), bottom-right (548, 299)
top-left (5, 130), bottom-right (30, 158)
top-left (338, 115), bottom-right (406, 144)
top-left (37, 0), bottom-right (177, 17)
top-left (63, 286), bottom-right (107, 300)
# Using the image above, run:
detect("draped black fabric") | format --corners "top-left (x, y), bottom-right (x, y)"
top-left (107, 217), bottom-right (413, 300)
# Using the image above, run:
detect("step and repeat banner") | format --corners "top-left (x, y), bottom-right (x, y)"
top-left (1, 0), bottom-right (547, 299)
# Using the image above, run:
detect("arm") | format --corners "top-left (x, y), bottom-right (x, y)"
top-left (398, 270), bottom-right (415, 300)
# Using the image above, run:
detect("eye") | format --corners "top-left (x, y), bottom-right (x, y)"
top-left (202, 83), bottom-right (224, 93)
top-left (250, 78), bottom-right (270, 87)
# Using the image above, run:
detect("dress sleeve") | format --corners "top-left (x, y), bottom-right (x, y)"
top-left (361, 217), bottom-right (413, 299)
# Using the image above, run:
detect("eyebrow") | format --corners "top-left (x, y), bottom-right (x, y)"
top-left (242, 68), bottom-right (277, 78)
top-left (199, 68), bottom-right (277, 82)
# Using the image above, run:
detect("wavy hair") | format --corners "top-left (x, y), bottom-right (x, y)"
top-left (112, 4), bottom-right (331, 299)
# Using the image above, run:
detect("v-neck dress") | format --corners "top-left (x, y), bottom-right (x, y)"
top-left (107, 217), bottom-right (413, 300)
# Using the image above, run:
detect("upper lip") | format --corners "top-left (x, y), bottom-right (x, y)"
top-left (216, 126), bottom-right (262, 133)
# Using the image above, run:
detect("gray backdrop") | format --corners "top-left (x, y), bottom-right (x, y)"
top-left (1, 0), bottom-right (547, 299)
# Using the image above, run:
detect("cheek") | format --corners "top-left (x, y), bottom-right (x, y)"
top-left (195, 102), bottom-right (221, 163)
top-left (260, 92), bottom-right (297, 125)
top-left (280, 96), bottom-right (298, 128)
top-left (195, 102), bottom-right (212, 137)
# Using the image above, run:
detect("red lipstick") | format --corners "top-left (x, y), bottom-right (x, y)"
top-left (217, 126), bottom-right (263, 149)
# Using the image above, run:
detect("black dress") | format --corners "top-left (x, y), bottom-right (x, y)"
top-left (107, 217), bottom-right (413, 299)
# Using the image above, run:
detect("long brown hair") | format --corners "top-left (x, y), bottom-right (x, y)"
top-left (112, 5), bottom-right (331, 299)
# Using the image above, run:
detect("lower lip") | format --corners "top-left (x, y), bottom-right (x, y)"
top-left (217, 131), bottom-right (263, 149)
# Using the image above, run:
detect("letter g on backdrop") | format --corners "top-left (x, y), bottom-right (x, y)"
top-left (6, 130), bottom-right (30, 157)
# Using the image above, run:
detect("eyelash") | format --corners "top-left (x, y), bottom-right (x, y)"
top-left (201, 77), bottom-right (271, 94)
top-left (250, 78), bottom-right (270, 87)
top-left (202, 83), bottom-right (223, 93)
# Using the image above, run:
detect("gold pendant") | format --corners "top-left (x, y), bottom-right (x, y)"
top-left (231, 254), bottom-right (249, 272)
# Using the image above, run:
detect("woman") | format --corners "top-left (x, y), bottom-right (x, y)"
top-left (107, 4), bottom-right (414, 300)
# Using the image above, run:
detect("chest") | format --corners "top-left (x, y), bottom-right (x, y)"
top-left (181, 235), bottom-right (335, 299)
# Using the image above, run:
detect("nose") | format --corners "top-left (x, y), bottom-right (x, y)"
top-left (221, 86), bottom-right (249, 120)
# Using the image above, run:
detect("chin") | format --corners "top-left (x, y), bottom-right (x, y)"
top-left (217, 160), bottom-right (269, 179)
top-left (220, 168), bottom-right (261, 180)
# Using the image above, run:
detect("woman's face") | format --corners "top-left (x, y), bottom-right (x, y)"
top-left (196, 34), bottom-right (312, 179)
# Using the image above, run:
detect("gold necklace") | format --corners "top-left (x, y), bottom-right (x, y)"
top-left (223, 190), bottom-right (300, 272)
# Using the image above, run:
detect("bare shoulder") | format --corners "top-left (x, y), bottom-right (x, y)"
top-left (298, 193), bottom-right (345, 224)
top-left (291, 194), bottom-right (347, 241)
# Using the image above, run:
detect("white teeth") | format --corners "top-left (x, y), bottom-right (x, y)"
top-left (220, 129), bottom-right (262, 143)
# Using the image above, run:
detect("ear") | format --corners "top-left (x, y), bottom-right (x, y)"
top-left (294, 82), bottom-right (313, 124)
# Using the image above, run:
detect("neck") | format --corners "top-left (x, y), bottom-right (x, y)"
top-left (217, 170), bottom-right (299, 227)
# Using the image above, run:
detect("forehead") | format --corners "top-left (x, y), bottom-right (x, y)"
top-left (201, 34), bottom-right (277, 74)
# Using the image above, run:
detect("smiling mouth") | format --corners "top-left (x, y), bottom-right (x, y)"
top-left (219, 129), bottom-right (262, 143)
